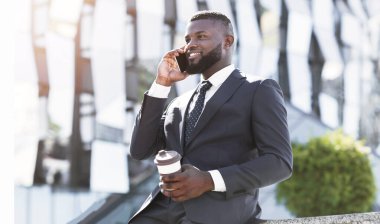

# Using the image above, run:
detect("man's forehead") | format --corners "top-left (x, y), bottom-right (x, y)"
top-left (186, 19), bottom-right (223, 34)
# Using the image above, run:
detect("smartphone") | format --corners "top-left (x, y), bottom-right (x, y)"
top-left (176, 53), bottom-right (188, 72)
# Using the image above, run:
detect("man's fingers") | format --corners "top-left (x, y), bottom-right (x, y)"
top-left (161, 173), bottom-right (183, 182)
top-left (160, 181), bottom-right (185, 191)
top-left (181, 164), bottom-right (192, 171)
top-left (161, 189), bottom-right (186, 201)
top-left (161, 189), bottom-right (172, 198)
top-left (163, 48), bottom-right (185, 59)
top-left (159, 164), bottom-right (209, 202)
top-left (170, 188), bottom-right (186, 198)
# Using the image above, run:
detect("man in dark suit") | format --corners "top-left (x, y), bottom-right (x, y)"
top-left (129, 10), bottom-right (292, 224)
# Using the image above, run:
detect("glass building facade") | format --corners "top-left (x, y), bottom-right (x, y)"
top-left (13, 0), bottom-right (380, 223)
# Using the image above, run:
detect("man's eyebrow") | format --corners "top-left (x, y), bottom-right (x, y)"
top-left (184, 31), bottom-right (208, 38)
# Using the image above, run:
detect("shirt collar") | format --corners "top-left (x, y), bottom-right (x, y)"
top-left (201, 64), bottom-right (235, 87)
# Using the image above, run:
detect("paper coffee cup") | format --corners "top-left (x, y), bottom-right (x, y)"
top-left (154, 150), bottom-right (181, 175)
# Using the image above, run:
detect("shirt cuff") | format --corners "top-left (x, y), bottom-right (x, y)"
top-left (208, 170), bottom-right (226, 192)
top-left (147, 81), bottom-right (171, 98)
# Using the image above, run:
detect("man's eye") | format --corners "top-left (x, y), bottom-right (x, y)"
top-left (198, 35), bottom-right (206, 39)
top-left (185, 39), bottom-right (190, 44)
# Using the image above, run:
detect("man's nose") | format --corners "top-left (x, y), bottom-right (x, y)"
top-left (186, 40), bottom-right (198, 51)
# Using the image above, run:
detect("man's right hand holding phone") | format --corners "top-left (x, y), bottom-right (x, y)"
top-left (155, 48), bottom-right (189, 87)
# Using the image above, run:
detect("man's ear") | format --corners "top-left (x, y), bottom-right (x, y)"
top-left (224, 35), bottom-right (234, 48)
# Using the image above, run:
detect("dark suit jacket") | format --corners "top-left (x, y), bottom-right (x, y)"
top-left (129, 69), bottom-right (293, 224)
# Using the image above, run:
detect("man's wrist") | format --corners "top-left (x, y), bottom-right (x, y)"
top-left (203, 171), bottom-right (215, 192)
top-left (155, 77), bottom-right (173, 87)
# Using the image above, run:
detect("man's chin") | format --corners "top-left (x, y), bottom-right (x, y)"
top-left (186, 65), bottom-right (203, 74)
top-left (185, 69), bottom-right (200, 75)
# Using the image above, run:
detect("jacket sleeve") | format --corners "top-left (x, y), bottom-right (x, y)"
top-left (219, 79), bottom-right (293, 199)
top-left (129, 93), bottom-right (167, 160)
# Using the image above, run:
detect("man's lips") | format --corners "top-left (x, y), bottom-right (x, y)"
top-left (188, 52), bottom-right (201, 60)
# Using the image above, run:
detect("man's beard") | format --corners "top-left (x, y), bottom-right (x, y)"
top-left (186, 43), bottom-right (222, 74)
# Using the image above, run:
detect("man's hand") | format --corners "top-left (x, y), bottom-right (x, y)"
top-left (155, 48), bottom-right (189, 86)
top-left (159, 164), bottom-right (215, 202)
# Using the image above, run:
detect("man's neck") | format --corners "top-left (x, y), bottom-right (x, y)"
top-left (202, 63), bottom-right (232, 80)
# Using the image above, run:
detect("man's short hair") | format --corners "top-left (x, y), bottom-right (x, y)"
top-left (190, 10), bottom-right (234, 36)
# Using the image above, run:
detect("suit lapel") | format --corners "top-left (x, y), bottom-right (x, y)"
top-left (186, 70), bottom-right (246, 146)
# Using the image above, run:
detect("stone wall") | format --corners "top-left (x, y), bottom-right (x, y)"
top-left (264, 212), bottom-right (380, 224)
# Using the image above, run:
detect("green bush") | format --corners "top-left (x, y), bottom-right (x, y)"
top-left (276, 130), bottom-right (376, 217)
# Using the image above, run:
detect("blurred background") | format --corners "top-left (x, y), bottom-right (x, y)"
top-left (11, 0), bottom-right (380, 223)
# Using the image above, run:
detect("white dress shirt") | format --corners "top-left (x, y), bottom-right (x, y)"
top-left (147, 64), bottom-right (236, 192)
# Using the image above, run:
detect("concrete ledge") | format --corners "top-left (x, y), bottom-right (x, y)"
top-left (264, 212), bottom-right (380, 224)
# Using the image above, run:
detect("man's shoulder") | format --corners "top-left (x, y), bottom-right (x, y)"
top-left (245, 74), bottom-right (264, 83)
top-left (236, 72), bottom-right (282, 94)
top-left (238, 72), bottom-right (279, 87)
top-left (234, 70), bottom-right (264, 83)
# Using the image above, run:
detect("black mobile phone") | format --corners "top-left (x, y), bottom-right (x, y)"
top-left (176, 53), bottom-right (188, 72)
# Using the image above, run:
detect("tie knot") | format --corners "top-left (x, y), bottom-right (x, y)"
top-left (199, 81), bottom-right (212, 94)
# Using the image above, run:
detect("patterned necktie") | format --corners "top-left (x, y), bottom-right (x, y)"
top-left (185, 81), bottom-right (212, 144)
